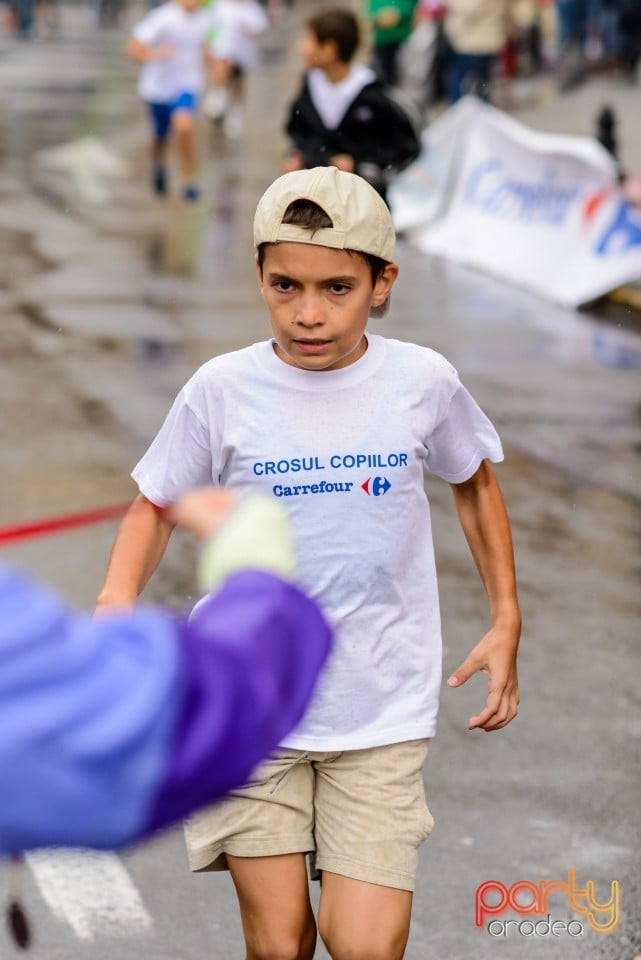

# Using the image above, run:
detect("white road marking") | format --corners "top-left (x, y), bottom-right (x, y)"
top-left (26, 849), bottom-right (153, 941)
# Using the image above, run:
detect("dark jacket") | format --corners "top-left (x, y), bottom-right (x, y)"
top-left (285, 72), bottom-right (420, 199)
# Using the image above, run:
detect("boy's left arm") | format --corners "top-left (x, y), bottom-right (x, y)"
top-left (204, 45), bottom-right (214, 73)
top-left (448, 460), bottom-right (521, 732)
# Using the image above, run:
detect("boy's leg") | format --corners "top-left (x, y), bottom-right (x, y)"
top-left (211, 57), bottom-right (233, 87)
top-left (373, 42), bottom-right (401, 86)
top-left (225, 66), bottom-right (245, 139)
top-left (446, 49), bottom-right (467, 102)
top-left (172, 112), bottom-right (197, 183)
top-left (318, 874), bottom-right (412, 960)
top-left (147, 102), bottom-right (172, 194)
top-left (312, 740), bottom-right (433, 960)
top-left (152, 134), bottom-right (168, 169)
top-left (184, 749), bottom-right (317, 958)
top-left (204, 59), bottom-right (232, 121)
top-left (228, 853), bottom-right (316, 960)
top-left (471, 54), bottom-right (495, 102)
top-left (170, 93), bottom-right (199, 196)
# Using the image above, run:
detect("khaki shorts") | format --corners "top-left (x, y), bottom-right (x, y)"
top-left (184, 739), bottom-right (433, 892)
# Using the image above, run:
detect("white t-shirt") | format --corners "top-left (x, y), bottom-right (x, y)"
top-left (209, 0), bottom-right (268, 68)
top-left (133, 2), bottom-right (214, 103)
top-left (132, 335), bottom-right (504, 750)
top-left (308, 64), bottom-right (377, 130)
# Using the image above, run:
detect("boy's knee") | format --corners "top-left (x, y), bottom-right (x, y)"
top-left (322, 934), bottom-right (406, 960)
top-left (248, 922), bottom-right (316, 960)
top-left (171, 110), bottom-right (194, 134)
top-left (248, 934), bottom-right (315, 960)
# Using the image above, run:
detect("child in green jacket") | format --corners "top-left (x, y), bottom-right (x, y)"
top-left (365, 0), bottom-right (418, 85)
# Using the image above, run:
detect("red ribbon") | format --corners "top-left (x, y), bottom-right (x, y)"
top-left (0, 503), bottom-right (131, 548)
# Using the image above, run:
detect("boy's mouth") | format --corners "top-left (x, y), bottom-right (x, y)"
top-left (293, 339), bottom-right (332, 354)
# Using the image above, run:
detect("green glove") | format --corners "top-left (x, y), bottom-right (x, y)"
top-left (199, 494), bottom-right (296, 592)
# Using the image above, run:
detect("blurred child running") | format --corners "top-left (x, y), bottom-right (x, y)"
top-left (203, 0), bottom-right (268, 138)
top-left (127, 0), bottom-right (215, 201)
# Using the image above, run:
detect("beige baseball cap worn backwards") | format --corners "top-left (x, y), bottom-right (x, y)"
top-left (253, 167), bottom-right (396, 262)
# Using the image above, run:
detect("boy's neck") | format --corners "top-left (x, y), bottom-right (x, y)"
top-left (321, 61), bottom-right (352, 84)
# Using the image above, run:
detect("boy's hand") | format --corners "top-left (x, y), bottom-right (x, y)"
top-left (283, 151), bottom-right (305, 173)
top-left (94, 596), bottom-right (136, 618)
top-left (151, 42), bottom-right (177, 61)
top-left (623, 174), bottom-right (641, 208)
top-left (329, 154), bottom-right (355, 172)
top-left (447, 623), bottom-right (519, 731)
top-left (168, 488), bottom-right (237, 541)
top-left (376, 7), bottom-right (401, 28)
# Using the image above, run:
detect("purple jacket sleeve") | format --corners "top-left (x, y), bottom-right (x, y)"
top-left (146, 570), bottom-right (332, 832)
top-left (0, 564), bottom-right (331, 853)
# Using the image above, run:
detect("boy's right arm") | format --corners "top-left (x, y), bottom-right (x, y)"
top-left (125, 37), bottom-right (175, 62)
top-left (95, 494), bottom-right (175, 614)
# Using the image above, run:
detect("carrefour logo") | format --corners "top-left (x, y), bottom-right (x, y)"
top-left (361, 476), bottom-right (391, 496)
top-left (272, 476), bottom-right (393, 498)
top-left (582, 188), bottom-right (641, 256)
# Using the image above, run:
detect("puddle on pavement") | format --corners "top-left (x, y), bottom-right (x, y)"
top-left (405, 250), bottom-right (641, 372)
top-left (2, 96), bottom-right (95, 165)
top-left (144, 147), bottom-right (245, 282)
top-left (0, 226), bottom-right (51, 288)
top-left (489, 446), bottom-right (641, 613)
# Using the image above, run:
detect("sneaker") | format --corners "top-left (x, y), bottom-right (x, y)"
top-left (224, 105), bottom-right (244, 139)
top-left (203, 87), bottom-right (229, 121)
top-left (152, 164), bottom-right (167, 196)
top-left (182, 184), bottom-right (201, 203)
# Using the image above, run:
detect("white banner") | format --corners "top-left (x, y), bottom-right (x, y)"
top-left (390, 98), bottom-right (641, 307)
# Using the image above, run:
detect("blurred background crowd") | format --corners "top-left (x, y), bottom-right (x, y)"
top-left (2, 0), bottom-right (639, 211)
top-left (3, 0), bottom-right (639, 95)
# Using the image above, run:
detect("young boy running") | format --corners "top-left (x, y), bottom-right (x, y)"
top-left (97, 166), bottom-right (520, 960)
top-left (284, 8), bottom-right (420, 203)
top-left (127, 0), bottom-right (215, 201)
top-left (202, 0), bottom-right (268, 138)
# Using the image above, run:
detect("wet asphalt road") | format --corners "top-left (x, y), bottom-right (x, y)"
top-left (0, 3), bottom-right (640, 959)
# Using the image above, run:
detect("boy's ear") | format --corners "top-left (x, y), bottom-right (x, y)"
top-left (325, 38), bottom-right (340, 61)
top-left (255, 256), bottom-right (265, 297)
top-left (372, 262), bottom-right (399, 306)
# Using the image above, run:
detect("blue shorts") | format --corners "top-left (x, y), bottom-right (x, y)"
top-left (148, 92), bottom-right (198, 141)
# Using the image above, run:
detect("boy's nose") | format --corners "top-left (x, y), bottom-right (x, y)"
top-left (295, 296), bottom-right (325, 327)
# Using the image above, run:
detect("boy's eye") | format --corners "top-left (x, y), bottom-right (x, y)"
top-left (273, 280), bottom-right (293, 292)
top-left (329, 283), bottom-right (350, 294)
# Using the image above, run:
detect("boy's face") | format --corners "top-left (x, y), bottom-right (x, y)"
top-left (258, 242), bottom-right (398, 372)
top-left (299, 29), bottom-right (338, 70)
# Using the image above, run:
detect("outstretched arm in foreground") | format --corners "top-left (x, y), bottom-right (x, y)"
top-left (0, 492), bottom-right (331, 854)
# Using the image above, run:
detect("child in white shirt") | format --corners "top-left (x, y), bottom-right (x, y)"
top-left (97, 166), bottom-right (520, 960)
top-left (127, 0), bottom-right (215, 201)
top-left (203, 0), bottom-right (268, 138)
